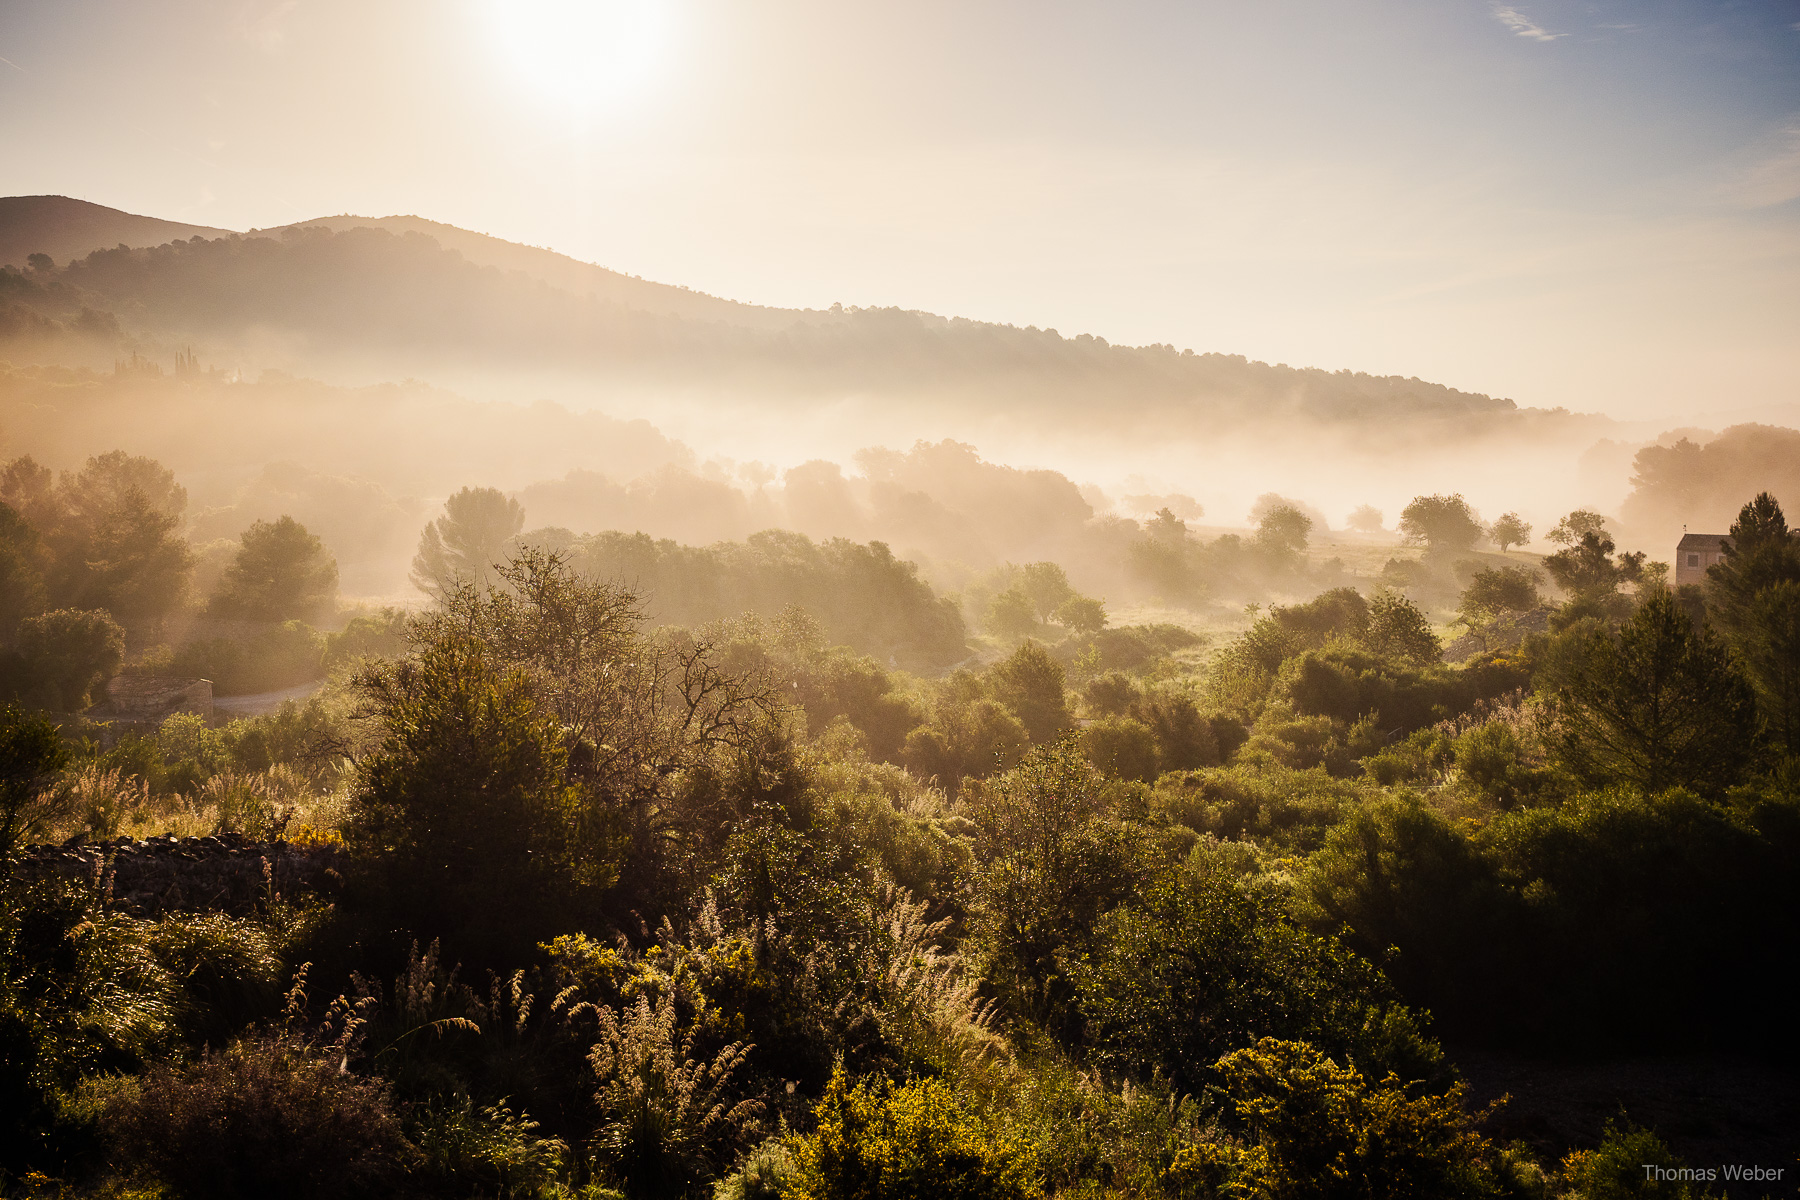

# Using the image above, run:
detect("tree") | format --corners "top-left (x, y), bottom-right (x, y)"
top-left (0, 502), bottom-right (48, 631)
top-left (1345, 505), bottom-right (1384, 534)
top-left (1018, 561), bottom-right (1075, 621)
top-left (1398, 495), bottom-right (1484, 556)
top-left (45, 452), bottom-right (193, 629)
top-left (1254, 505), bottom-right (1312, 563)
top-left (1456, 566), bottom-right (1541, 631)
top-left (1542, 531), bottom-right (1644, 601)
top-left (988, 641), bottom-right (1072, 743)
top-left (1051, 593), bottom-right (1106, 635)
top-left (345, 632), bottom-right (612, 961)
top-left (1739, 581), bottom-right (1800, 758)
top-left (1551, 588), bottom-right (1756, 793)
top-left (1488, 512), bottom-right (1531, 554)
top-left (0, 704), bottom-right (69, 858)
top-left (210, 516), bottom-right (339, 622)
top-left (984, 588), bottom-right (1037, 640)
top-left (409, 486), bottom-right (525, 600)
top-left (1546, 509), bottom-right (1608, 547)
top-left (1364, 590), bottom-right (1440, 667)
top-left (14, 608), bottom-right (125, 711)
top-left (1706, 491), bottom-right (1800, 639)
top-left (0, 457), bottom-right (60, 536)
top-left (966, 741), bottom-right (1151, 1033)
top-left (1704, 493), bottom-right (1800, 756)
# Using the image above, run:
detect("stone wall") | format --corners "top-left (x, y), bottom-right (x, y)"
top-left (96, 675), bottom-right (214, 722)
top-left (12, 833), bottom-right (344, 915)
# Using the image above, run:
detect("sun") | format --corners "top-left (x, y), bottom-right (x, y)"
top-left (482, 0), bottom-right (671, 113)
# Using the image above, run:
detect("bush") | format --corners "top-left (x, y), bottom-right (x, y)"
top-left (1073, 869), bottom-right (1440, 1093)
top-left (103, 1033), bottom-right (411, 1200)
top-left (1212, 1038), bottom-right (1506, 1199)
top-left (0, 877), bottom-right (177, 1173)
top-left (168, 621), bottom-right (327, 696)
top-left (12, 608), bottom-right (124, 711)
top-left (786, 1067), bottom-right (1040, 1200)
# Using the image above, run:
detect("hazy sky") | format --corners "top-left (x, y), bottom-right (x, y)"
top-left (2, 0), bottom-right (1796, 423)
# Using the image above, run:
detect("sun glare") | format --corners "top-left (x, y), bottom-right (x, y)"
top-left (483, 0), bottom-right (670, 113)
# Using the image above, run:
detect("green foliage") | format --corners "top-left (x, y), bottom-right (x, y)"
top-left (786, 1067), bottom-right (1040, 1200)
top-left (0, 499), bottom-right (49, 629)
top-left (1050, 593), bottom-right (1106, 635)
top-left (988, 642), bottom-right (1072, 744)
top-left (1548, 588), bottom-right (1756, 794)
top-left (0, 703), bottom-right (69, 857)
top-left (1543, 532), bottom-right (1644, 602)
top-left (160, 620), bottom-right (327, 695)
top-left (1488, 513), bottom-right (1531, 554)
top-left (1212, 1038), bottom-right (1505, 1200)
top-left (323, 606), bottom-right (411, 670)
top-left (714, 1138), bottom-right (796, 1200)
top-left (1304, 787), bottom-right (1800, 1051)
top-left (11, 608), bottom-right (124, 710)
top-left (1081, 715), bottom-right (1160, 782)
top-left (1704, 493), bottom-right (1800, 756)
top-left (413, 1095), bottom-right (570, 1199)
top-left (1554, 1119), bottom-right (1711, 1200)
top-left (1073, 869), bottom-right (1439, 1093)
top-left (1365, 590), bottom-right (1441, 667)
top-left (209, 515), bottom-right (339, 622)
top-left (41, 451), bottom-right (194, 630)
top-left (0, 877), bottom-right (178, 1171)
top-left (569, 528), bottom-right (969, 670)
top-left (902, 692), bottom-right (1029, 789)
top-left (1152, 762), bottom-right (1371, 853)
top-left (587, 990), bottom-right (761, 1197)
top-left (986, 587), bottom-right (1039, 640)
top-left (102, 1032), bottom-right (411, 1200)
top-left (1400, 495), bottom-right (1485, 556)
top-left (147, 911), bottom-right (285, 1044)
top-left (411, 484), bottom-right (526, 599)
top-left (1457, 566), bottom-right (1542, 628)
top-left (966, 742), bottom-right (1154, 1034)
top-left (345, 632), bottom-right (613, 965)
top-left (1254, 504), bottom-right (1313, 565)
top-left (1546, 510), bottom-right (1608, 547)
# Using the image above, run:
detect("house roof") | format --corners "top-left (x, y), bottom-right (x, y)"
top-left (1677, 532), bottom-right (1733, 550)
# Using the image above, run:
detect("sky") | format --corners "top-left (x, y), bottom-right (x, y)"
top-left (0, 0), bottom-right (1797, 424)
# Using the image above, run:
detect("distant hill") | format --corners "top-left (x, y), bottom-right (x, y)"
top-left (258, 213), bottom-right (809, 331)
top-left (0, 196), bottom-right (231, 271)
top-left (0, 195), bottom-right (1549, 439)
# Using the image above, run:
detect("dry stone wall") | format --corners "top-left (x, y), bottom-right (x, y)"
top-left (12, 833), bottom-right (343, 915)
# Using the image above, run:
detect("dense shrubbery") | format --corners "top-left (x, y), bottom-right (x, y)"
top-left (4, 490), bottom-right (1798, 1197)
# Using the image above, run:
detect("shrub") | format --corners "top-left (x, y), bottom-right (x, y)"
top-left (1072, 869), bottom-right (1440, 1093)
top-left (1554, 1119), bottom-right (1707, 1199)
top-left (588, 990), bottom-right (762, 1196)
top-left (0, 877), bottom-right (178, 1172)
top-left (103, 1032), bottom-right (411, 1200)
top-left (13, 608), bottom-right (125, 711)
top-left (1082, 715), bottom-right (1159, 782)
top-left (0, 703), bottom-right (69, 856)
top-left (1215, 1038), bottom-right (1504, 1199)
top-left (412, 1096), bottom-right (569, 1198)
top-left (786, 1067), bottom-right (1041, 1200)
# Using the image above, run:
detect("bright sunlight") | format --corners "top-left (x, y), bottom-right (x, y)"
top-left (481, 0), bottom-right (671, 112)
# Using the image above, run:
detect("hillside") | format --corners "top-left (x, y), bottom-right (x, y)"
top-left (0, 196), bottom-right (231, 272)
top-left (0, 197), bottom-right (1533, 438)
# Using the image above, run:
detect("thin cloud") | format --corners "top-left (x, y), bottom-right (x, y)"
top-left (1730, 124), bottom-right (1800, 208)
top-left (1491, 5), bottom-right (1565, 41)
